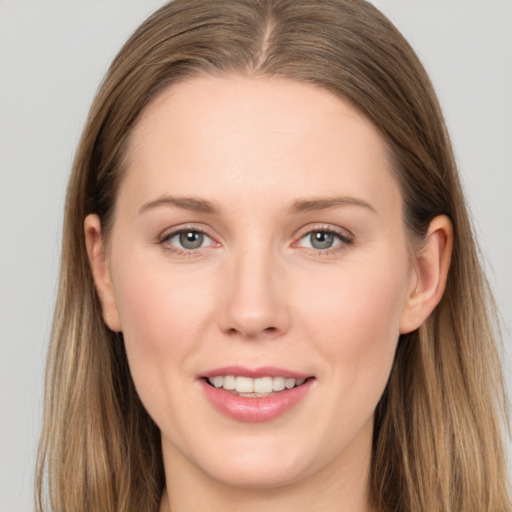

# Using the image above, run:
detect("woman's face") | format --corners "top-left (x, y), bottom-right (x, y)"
top-left (90, 76), bottom-right (422, 492)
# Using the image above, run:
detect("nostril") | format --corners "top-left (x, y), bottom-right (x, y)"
top-left (226, 325), bottom-right (280, 338)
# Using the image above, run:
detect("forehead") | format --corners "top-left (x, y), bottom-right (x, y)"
top-left (120, 74), bottom-right (400, 217)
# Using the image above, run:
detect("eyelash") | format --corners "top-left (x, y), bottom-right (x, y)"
top-left (157, 225), bottom-right (354, 257)
top-left (158, 226), bottom-right (216, 256)
top-left (294, 225), bottom-right (354, 255)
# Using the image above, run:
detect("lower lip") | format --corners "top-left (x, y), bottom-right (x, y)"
top-left (200, 379), bottom-right (313, 422)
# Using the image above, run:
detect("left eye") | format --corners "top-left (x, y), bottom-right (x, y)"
top-left (165, 230), bottom-right (213, 250)
top-left (298, 230), bottom-right (346, 250)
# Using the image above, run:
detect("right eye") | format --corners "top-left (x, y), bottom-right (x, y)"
top-left (160, 228), bottom-right (215, 253)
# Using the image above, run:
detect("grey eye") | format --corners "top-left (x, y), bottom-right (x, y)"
top-left (161, 228), bottom-right (215, 253)
top-left (298, 229), bottom-right (347, 251)
top-left (178, 230), bottom-right (205, 249)
top-left (309, 231), bottom-right (336, 249)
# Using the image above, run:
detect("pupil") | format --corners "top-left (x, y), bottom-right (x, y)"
top-left (179, 231), bottom-right (204, 249)
top-left (311, 231), bottom-right (334, 249)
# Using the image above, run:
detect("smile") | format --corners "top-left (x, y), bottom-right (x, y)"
top-left (200, 367), bottom-right (315, 422)
top-left (206, 375), bottom-right (306, 397)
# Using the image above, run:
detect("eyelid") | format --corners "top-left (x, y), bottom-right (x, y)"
top-left (157, 224), bottom-right (220, 254)
top-left (292, 224), bottom-right (355, 252)
top-left (155, 222), bottom-right (353, 256)
top-left (158, 224), bottom-right (210, 242)
top-left (294, 223), bottom-right (354, 242)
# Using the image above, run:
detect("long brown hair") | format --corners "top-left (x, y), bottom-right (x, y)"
top-left (36, 1), bottom-right (510, 511)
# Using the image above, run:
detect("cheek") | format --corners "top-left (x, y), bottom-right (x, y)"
top-left (109, 250), bottom-right (215, 404)
top-left (111, 242), bottom-right (215, 343)
top-left (300, 253), bottom-right (410, 395)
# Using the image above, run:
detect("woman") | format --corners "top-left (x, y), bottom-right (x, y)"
top-left (35, 1), bottom-right (510, 511)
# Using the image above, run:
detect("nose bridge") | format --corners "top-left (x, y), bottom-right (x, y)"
top-left (219, 238), bottom-right (289, 338)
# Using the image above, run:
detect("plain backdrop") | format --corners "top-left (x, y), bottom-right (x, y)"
top-left (1, 1), bottom-right (511, 511)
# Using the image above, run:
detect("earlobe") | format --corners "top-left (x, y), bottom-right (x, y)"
top-left (399, 215), bottom-right (453, 334)
top-left (84, 214), bottom-right (122, 332)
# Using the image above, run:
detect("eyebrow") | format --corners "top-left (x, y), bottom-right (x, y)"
top-left (139, 195), bottom-right (376, 216)
top-left (139, 196), bottom-right (221, 215)
top-left (288, 197), bottom-right (377, 214)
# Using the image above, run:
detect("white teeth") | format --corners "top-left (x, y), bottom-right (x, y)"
top-left (285, 378), bottom-right (296, 389)
top-left (272, 376), bottom-right (285, 391)
top-left (211, 376), bottom-right (224, 388)
top-left (207, 375), bottom-right (306, 394)
top-left (235, 376), bottom-right (253, 393)
top-left (254, 376), bottom-right (273, 393)
top-left (223, 375), bottom-right (236, 390)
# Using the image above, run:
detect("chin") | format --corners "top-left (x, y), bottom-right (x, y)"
top-left (167, 428), bottom-right (318, 490)
top-left (205, 457), bottom-right (311, 490)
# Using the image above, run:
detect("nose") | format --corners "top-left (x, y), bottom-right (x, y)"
top-left (218, 248), bottom-right (291, 340)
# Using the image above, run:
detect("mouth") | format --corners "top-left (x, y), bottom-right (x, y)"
top-left (199, 368), bottom-right (315, 422)
top-left (204, 375), bottom-right (310, 398)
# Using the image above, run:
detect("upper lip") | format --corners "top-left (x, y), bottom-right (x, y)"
top-left (200, 365), bottom-right (312, 380)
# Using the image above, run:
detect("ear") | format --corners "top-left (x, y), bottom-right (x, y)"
top-left (84, 214), bottom-right (122, 332)
top-left (400, 215), bottom-right (453, 334)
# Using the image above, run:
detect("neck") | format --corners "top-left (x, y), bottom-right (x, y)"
top-left (161, 475), bottom-right (372, 512)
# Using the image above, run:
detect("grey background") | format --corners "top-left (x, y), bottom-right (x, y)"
top-left (1, 1), bottom-right (511, 511)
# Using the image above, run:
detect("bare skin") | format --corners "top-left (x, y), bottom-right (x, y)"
top-left (85, 75), bottom-right (452, 512)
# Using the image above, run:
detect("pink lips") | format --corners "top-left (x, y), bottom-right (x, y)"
top-left (199, 366), bottom-right (314, 423)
